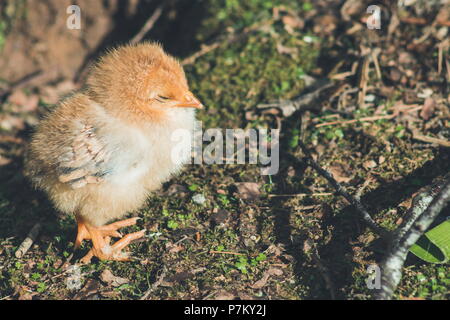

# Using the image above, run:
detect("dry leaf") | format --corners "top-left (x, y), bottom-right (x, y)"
top-left (165, 184), bottom-right (188, 197)
top-left (313, 15), bottom-right (338, 35)
top-left (276, 43), bottom-right (298, 57)
top-left (8, 90), bottom-right (28, 106)
top-left (251, 267), bottom-right (283, 289)
top-left (235, 182), bottom-right (261, 201)
top-left (100, 269), bottom-right (129, 287)
top-left (168, 244), bottom-right (185, 253)
top-left (282, 15), bottom-right (304, 29)
top-left (328, 162), bottom-right (352, 183)
top-left (213, 290), bottom-right (235, 300)
top-left (73, 279), bottom-right (102, 300)
top-left (363, 160), bottom-right (377, 170)
top-left (419, 97), bottom-right (435, 120)
top-left (0, 155), bottom-right (12, 166)
top-left (341, 0), bottom-right (365, 21)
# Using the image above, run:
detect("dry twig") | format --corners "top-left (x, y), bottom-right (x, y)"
top-left (15, 222), bottom-right (42, 258)
top-left (140, 266), bottom-right (167, 300)
top-left (182, 20), bottom-right (273, 66)
top-left (297, 140), bottom-right (389, 237)
top-left (210, 250), bottom-right (245, 256)
top-left (257, 80), bottom-right (335, 117)
top-left (130, 5), bottom-right (164, 45)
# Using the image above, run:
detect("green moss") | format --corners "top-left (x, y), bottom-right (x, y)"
top-left (186, 1), bottom-right (319, 128)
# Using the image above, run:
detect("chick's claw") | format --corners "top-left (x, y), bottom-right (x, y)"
top-left (75, 217), bottom-right (145, 263)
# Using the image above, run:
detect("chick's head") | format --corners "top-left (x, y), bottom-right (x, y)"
top-left (86, 42), bottom-right (202, 122)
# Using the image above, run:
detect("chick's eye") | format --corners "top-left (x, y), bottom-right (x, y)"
top-left (156, 95), bottom-right (170, 102)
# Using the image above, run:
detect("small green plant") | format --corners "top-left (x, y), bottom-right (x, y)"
top-left (36, 282), bottom-right (47, 293)
top-left (234, 256), bottom-right (249, 274)
top-left (217, 194), bottom-right (230, 206)
top-left (188, 184), bottom-right (199, 191)
top-left (31, 273), bottom-right (41, 280)
top-left (167, 220), bottom-right (179, 230)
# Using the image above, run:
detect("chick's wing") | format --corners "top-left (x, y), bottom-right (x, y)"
top-left (56, 123), bottom-right (111, 189)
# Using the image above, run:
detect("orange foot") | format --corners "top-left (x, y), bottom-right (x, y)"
top-left (75, 217), bottom-right (146, 263)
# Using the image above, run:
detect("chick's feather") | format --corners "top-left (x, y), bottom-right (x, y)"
top-left (56, 123), bottom-right (110, 189)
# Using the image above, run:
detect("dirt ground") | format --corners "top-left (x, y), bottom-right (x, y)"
top-left (0, 0), bottom-right (449, 300)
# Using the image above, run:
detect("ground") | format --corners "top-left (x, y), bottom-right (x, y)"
top-left (0, 0), bottom-right (449, 300)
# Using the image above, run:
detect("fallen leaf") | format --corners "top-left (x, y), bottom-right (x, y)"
top-left (165, 184), bottom-right (188, 197)
top-left (276, 43), bottom-right (298, 57)
top-left (419, 97), bottom-right (435, 120)
top-left (303, 239), bottom-right (313, 253)
top-left (0, 155), bottom-right (12, 166)
top-left (363, 160), bottom-right (377, 170)
top-left (8, 90), bottom-right (28, 106)
top-left (213, 291), bottom-right (235, 300)
top-left (234, 182), bottom-right (261, 202)
top-left (313, 15), bottom-right (338, 35)
top-left (168, 244), bottom-right (185, 253)
top-left (100, 269), bottom-right (129, 287)
top-left (282, 14), bottom-right (304, 29)
top-left (328, 162), bottom-right (352, 183)
top-left (251, 267), bottom-right (283, 289)
top-left (209, 209), bottom-right (229, 226)
top-left (341, 0), bottom-right (365, 21)
top-left (0, 115), bottom-right (25, 131)
top-left (73, 279), bottom-right (102, 300)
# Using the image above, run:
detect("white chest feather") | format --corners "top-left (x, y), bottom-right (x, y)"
top-left (93, 105), bottom-right (195, 188)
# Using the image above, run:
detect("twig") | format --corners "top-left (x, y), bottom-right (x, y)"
top-left (376, 177), bottom-right (450, 300)
top-left (297, 140), bottom-right (389, 237)
top-left (257, 80), bottom-right (335, 117)
top-left (400, 16), bottom-right (450, 27)
top-left (129, 5), bottom-right (164, 45)
top-left (209, 250), bottom-right (245, 256)
top-left (0, 135), bottom-right (25, 144)
top-left (140, 266), bottom-right (167, 300)
top-left (15, 222), bottom-right (42, 258)
top-left (357, 54), bottom-right (370, 108)
top-left (412, 132), bottom-right (450, 148)
top-left (0, 70), bottom-right (46, 101)
top-left (316, 114), bottom-right (396, 128)
top-left (268, 193), bottom-right (332, 198)
top-left (181, 20), bottom-right (272, 66)
top-left (315, 105), bottom-right (422, 128)
top-left (371, 49), bottom-right (382, 82)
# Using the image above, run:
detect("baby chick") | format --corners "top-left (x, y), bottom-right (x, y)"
top-left (25, 42), bottom-right (203, 262)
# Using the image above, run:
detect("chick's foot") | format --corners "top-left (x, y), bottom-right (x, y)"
top-left (74, 217), bottom-right (146, 263)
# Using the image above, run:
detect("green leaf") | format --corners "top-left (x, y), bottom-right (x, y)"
top-left (188, 184), bottom-right (199, 191)
top-left (410, 220), bottom-right (450, 264)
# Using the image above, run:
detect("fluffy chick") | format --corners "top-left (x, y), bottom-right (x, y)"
top-left (25, 42), bottom-right (203, 262)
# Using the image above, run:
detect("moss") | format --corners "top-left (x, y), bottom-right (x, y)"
top-left (186, 1), bottom-right (319, 128)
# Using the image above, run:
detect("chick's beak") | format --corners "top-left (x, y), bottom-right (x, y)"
top-left (174, 91), bottom-right (203, 109)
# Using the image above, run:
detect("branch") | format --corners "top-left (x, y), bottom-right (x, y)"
top-left (257, 80), bottom-right (335, 117)
top-left (297, 140), bottom-right (389, 237)
top-left (129, 5), bottom-right (164, 45)
top-left (140, 266), bottom-right (167, 300)
top-left (15, 222), bottom-right (42, 258)
top-left (181, 19), bottom-right (273, 66)
top-left (376, 177), bottom-right (450, 300)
